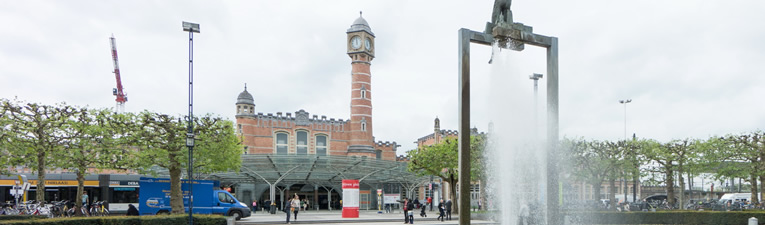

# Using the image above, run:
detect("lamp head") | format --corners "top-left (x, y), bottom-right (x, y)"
top-left (182, 21), bottom-right (200, 33)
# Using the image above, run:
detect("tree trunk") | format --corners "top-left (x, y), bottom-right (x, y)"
top-left (666, 167), bottom-right (675, 208)
top-left (591, 180), bottom-right (603, 203)
top-left (759, 174), bottom-right (764, 206)
top-left (169, 160), bottom-right (184, 214)
top-left (449, 173), bottom-right (458, 214)
top-left (751, 174), bottom-right (759, 205)
top-left (75, 168), bottom-right (85, 216)
top-left (36, 151), bottom-right (46, 203)
top-left (687, 172), bottom-right (693, 205)
top-left (608, 178), bottom-right (616, 209)
top-left (678, 165), bottom-right (685, 209)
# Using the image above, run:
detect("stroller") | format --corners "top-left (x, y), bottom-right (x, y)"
top-left (420, 203), bottom-right (427, 217)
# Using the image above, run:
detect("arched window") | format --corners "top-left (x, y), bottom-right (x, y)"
top-left (376, 150), bottom-right (382, 160)
top-left (361, 89), bottom-right (366, 99)
top-left (361, 122), bottom-right (366, 132)
top-left (316, 135), bottom-right (328, 155)
top-left (296, 131), bottom-right (308, 155)
top-left (276, 133), bottom-right (288, 155)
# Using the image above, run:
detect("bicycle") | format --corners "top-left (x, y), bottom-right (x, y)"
top-left (89, 201), bottom-right (109, 216)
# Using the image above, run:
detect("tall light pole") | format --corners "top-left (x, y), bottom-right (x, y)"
top-left (618, 99), bottom-right (631, 141)
top-left (530, 73), bottom-right (543, 139)
top-left (619, 99), bottom-right (632, 203)
top-left (182, 21), bottom-right (199, 225)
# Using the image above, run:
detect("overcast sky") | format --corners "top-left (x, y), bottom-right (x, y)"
top-left (1, 0), bottom-right (764, 155)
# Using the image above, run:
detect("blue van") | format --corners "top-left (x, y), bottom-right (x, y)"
top-left (138, 177), bottom-right (251, 220)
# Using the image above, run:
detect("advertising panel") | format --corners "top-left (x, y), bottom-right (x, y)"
top-left (341, 179), bottom-right (359, 218)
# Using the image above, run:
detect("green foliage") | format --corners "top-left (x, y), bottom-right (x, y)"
top-left (0, 215), bottom-right (47, 221)
top-left (0, 98), bottom-right (79, 202)
top-left (407, 135), bottom-right (485, 213)
top-left (562, 138), bottom-right (626, 206)
top-left (0, 215), bottom-right (225, 225)
top-left (126, 111), bottom-right (242, 214)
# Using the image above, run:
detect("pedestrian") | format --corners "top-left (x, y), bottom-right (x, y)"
top-left (265, 199), bottom-right (272, 213)
top-left (82, 191), bottom-right (89, 207)
top-left (407, 199), bottom-right (415, 224)
top-left (445, 199), bottom-right (452, 220)
top-left (284, 197), bottom-right (293, 224)
top-left (291, 194), bottom-right (301, 221)
top-left (419, 200), bottom-right (427, 217)
top-left (427, 197), bottom-right (432, 211)
top-left (252, 200), bottom-right (257, 214)
top-left (126, 204), bottom-right (139, 216)
top-left (401, 197), bottom-right (410, 224)
top-left (437, 199), bottom-right (445, 222)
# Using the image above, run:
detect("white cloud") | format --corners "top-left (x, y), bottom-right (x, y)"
top-left (1, 0), bottom-right (763, 155)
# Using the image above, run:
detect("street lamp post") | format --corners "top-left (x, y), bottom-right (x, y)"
top-left (619, 99), bottom-right (632, 203)
top-left (183, 21), bottom-right (200, 225)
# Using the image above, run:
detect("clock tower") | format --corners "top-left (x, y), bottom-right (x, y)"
top-left (346, 12), bottom-right (376, 157)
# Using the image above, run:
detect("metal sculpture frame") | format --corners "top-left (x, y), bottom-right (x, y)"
top-left (457, 26), bottom-right (558, 224)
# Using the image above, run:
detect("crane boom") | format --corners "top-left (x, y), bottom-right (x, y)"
top-left (110, 34), bottom-right (127, 113)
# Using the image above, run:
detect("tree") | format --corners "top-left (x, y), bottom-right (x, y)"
top-left (58, 108), bottom-right (135, 215)
top-left (129, 111), bottom-right (242, 214)
top-left (1, 99), bottom-right (77, 202)
top-left (564, 139), bottom-right (613, 206)
top-left (705, 133), bottom-right (763, 205)
top-left (406, 135), bottom-right (485, 213)
top-left (638, 139), bottom-right (699, 208)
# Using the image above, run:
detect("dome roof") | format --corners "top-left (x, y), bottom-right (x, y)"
top-left (347, 11), bottom-right (374, 36)
top-left (237, 85), bottom-right (255, 105)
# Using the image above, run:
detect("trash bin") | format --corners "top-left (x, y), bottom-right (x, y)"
top-left (749, 217), bottom-right (757, 225)
top-left (226, 216), bottom-right (235, 225)
top-left (270, 204), bottom-right (277, 214)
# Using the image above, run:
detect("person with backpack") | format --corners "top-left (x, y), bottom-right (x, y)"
top-left (437, 199), bottom-right (445, 222)
top-left (419, 201), bottom-right (427, 217)
top-left (284, 197), bottom-right (293, 224)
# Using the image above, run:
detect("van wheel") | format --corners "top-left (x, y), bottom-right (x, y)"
top-left (230, 211), bottom-right (242, 220)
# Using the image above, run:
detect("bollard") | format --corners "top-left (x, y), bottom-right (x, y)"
top-left (749, 217), bottom-right (757, 225)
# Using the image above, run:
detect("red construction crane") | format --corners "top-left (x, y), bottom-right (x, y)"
top-left (109, 34), bottom-right (127, 113)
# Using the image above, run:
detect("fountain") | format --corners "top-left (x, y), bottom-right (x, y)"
top-left (457, 0), bottom-right (559, 224)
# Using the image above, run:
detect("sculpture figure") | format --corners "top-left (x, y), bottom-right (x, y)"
top-left (491, 0), bottom-right (513, 25)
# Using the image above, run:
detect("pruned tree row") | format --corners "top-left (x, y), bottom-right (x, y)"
top-left (0, 98), bottom-right (242, 215)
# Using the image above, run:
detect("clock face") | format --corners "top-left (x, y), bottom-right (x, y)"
top-left (365, 38), bottom-right (372, 50)
top-left (351, 36), bottom-right (362, 49)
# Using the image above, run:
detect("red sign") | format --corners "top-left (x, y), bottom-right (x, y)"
top-left (342, 180), bottom-right (360, 189)
top-left (342, 180), bottom-right (359, 218)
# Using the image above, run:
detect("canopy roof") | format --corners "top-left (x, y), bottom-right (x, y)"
top-left (203, 154), bottom-right (426, 187)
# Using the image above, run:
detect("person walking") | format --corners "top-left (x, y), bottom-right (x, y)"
top-left (401, 197), bottom-right (410, 224)
top-left (419, 201), bottom-right (427, 217)
top-left (437, 199), bottom-right (445, 222)
top-left (445, 199), bottom-right (452, 220)
top-left (82, 191), bottom-right (89, 207)
top-left (284, 197), bottom-right (293, 224)
top-left (427, 197), bottom-right (433, 211)
top-left (291, 194), bottom-right (301, 221)
top-left (406, 199), bottom-right (415, 224)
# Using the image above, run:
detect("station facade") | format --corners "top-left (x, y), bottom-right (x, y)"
top-left (228, 14), bottom-right (420, 211)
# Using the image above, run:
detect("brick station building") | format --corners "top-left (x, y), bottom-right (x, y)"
top-left (227, 14), bottom-right (418, 210)
top-left (234, 14), bottom-right (399, 161)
